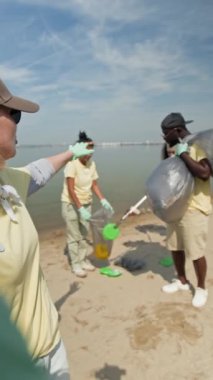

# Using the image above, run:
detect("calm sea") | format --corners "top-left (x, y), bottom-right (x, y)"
top-left (9, 145), bottom-right (162, 232)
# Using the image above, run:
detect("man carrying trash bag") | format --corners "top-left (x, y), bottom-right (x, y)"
top-left (160, 112), bottom-right (212, 308)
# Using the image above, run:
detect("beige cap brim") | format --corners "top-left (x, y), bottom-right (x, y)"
top-left (0, 78), bottom-right (39, 113)
top-left (2, 95), bottom-right (39, 113)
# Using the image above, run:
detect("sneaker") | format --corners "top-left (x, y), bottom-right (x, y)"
top-left (192, 287), bottom-right (208, 308)
top-left (81, 260), bottom-right (95, 271)
top-left (162, 279), bottom-right (190, 294)
top-left (72, 267), bottom-right (87, 278)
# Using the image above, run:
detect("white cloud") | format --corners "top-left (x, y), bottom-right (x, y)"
top-left (0, 65), bottom-right (36, 83)
top-left (0, 0), bottom-right (212, 143)
top-left (6, 0), bottom-right (152, 23)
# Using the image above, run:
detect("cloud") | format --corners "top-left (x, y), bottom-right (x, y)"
top-left (0, 0), bottom-right (212, 143)
top-left (0, 65), bottom-right (37, 83)
top-left (6, 0), bottom-right (153, 23)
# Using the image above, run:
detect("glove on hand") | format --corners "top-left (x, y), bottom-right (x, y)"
top-left (175, 142), bottom-right (188, 156)
top-left (100, 198), bottom-right (114, 213)
top-left (78, 206), bottom-right (91, 221)
top-left (69, 142), bottom-right (94, 160)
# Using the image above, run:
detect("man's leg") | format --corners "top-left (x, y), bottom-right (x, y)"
top-left (192, 256), bottom-right (208, 307)
top-left (171, 250), bottom-right (188, 284)
top-left (162, 221), bottom-right (190, 293)
top-left (162, 249), bottom-right (190, 293)
top-left (193, 256), bottom-right (207, 289)
top-left (182, 210), bottom-right (209, 307)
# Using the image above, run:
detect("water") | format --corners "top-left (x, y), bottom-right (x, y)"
top-left (9, 145), bottom-right (162, 231)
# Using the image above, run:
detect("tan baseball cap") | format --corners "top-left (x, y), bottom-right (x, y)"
top-left (0, 78), bottom-right (39, 113)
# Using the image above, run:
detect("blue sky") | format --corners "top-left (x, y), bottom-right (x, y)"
top-left (0, 0), bottom-right (212, 144)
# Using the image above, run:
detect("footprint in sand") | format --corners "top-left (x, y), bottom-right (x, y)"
top-left (130, 302), bottom-right (203, 350)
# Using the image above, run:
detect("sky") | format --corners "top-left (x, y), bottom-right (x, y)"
top-left (0, 0), bottom-right (213, 144)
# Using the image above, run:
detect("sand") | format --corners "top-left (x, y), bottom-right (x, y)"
top-left (40, 212), bottom-right (213, 380)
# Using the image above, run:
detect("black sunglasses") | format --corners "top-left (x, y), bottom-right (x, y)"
top-left (10, 109), bottom-right (22, 124)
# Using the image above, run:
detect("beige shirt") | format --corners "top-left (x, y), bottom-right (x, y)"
top-left (188, 144), bottom-right (212, 215)
top-left (0, 167), bottom-right (60, 358)
top-left (61, 159), bottom-right (99, 204)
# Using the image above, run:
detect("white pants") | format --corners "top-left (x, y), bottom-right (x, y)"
top-left (35, 340), bottom-right (70, 380)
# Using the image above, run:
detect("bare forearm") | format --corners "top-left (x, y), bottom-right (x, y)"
top-left (46, 151), bottom-right (73, 173)
top-left (180, 154), bottom-right (211, 179)
top-left (68, 189), bottom-right (81, 208)
top-left (92, 181), bottom-right (104, 200)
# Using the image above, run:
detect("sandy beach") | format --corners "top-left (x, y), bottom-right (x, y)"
top-left (40, 211), bottom-right (213, 380)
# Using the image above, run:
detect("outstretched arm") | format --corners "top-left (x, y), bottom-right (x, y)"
top-left (46, 150), bottom-right (73, 173)
top-left (26, 143), bottom-right (94, 196)
top-left (47, 141), bottom-right (94, 172)
top-left (26, 152), bottom-right (72, 196)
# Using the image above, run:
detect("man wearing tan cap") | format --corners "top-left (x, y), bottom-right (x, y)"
top-left (0, 78), bottom-right (94, 379)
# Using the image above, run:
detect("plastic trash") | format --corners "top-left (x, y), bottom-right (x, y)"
top-left (90, 208), bottom-right (114, 259)
top-left (102, 223), bottom-right (120, 240)
top-left (146, 129), bottom-right (213, 223)
top-left (145, 156), bottom-right (194, 223)
top-left (99, 267), bottom-right (122, 277)
top-left (159, 256), bottom-right (174, 267)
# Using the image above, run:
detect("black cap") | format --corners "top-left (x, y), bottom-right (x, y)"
top-left (161, 112), bottom-right (193, 129)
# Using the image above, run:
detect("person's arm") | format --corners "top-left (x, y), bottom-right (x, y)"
top-left (46, 141), bottom-right (95, 173)
top-left (67, 177), bottom-right (82, 209)
top-left (175, 143), bottom-right (212, 179)
top-left (46, 151), bottom-right (73, 173)
top-left (179, 155), bottom-right (211, 179)
top-left (26, 153), bottom-right (72, 196)
top-left (66, 177), bottom-right (91, 221)
top-left (26, 143), bottom-right (94, 196)
top-left (92, 180), bottom-right (114, 212)
top-left (91, 180), bottom-right (105, 200)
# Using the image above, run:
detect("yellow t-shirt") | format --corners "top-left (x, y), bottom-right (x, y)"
top-left (188, 144), bottom-right (212, 215)
top-left (61, 159), bottom-right (99, 204)
top-left (0, 167), bottom-right (60, 358)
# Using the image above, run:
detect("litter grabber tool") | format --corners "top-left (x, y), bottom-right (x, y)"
top-left (102, 195), bottom-right (147, 240)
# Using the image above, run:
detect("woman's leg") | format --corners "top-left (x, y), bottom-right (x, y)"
top-left (61, 202), bottom-right (83, 271)
top-left (78, 205), bottom-right (91, 266)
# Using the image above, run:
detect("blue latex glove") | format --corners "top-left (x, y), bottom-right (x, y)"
top-left (100, 198), bottom-right (114, 213)
top-left (78, 206), bottom-right (91, 221)
top-left (175, 142), bottom-right (188, 156)
top-left (69, 142), bottom-right (94, 160)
